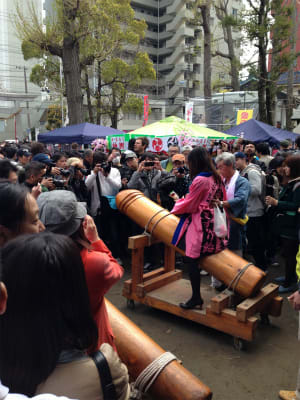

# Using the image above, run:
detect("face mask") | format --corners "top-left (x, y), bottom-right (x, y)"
top-left (112, 156), bottom-right (120, 165)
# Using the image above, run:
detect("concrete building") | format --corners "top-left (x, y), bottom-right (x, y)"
top-left (0, 0), bottom-right (44, 141)
top-left (127, 0), bottom-right (243, 118)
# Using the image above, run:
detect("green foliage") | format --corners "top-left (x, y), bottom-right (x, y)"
top-left (30, 57), bottom-right (62, 92)
top-left (21, 40), bottom-right (43, 60)
top-left (15, 0), bottom-right (155, 126)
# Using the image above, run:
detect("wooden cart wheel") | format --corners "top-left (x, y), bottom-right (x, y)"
top-left (233, 337), bottom-right (246, 351)
top-left (260, 313), bottom-right (270, 325)
top-left (127, 299), bottom-right (135, 310)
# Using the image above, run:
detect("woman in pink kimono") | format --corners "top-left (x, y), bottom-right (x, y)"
top-left (171, 147), bottom-right (228, 309)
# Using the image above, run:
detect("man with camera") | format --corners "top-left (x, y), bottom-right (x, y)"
top-left (85, 152), bottom-right (122, 263)
top-left (66, 157), bottom-right (90, 203)
top-left (157, 153), bottom-right (191, 211)
top-left (23, 161), bottom-right (47, 198)
top-left (127, 152), bottom-right (168, 202)
top-left (120, 150), bottom-right (138, 189)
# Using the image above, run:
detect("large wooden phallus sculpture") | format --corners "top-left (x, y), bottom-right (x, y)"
top-left (106, 300), bottom-right (212, 400)
top-left (116, 190), bottom-right (266, 298)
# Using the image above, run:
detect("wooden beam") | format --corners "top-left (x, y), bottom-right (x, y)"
top-left (236, 283), bottom-right (278, 322)
top-left (164, 246), bottom-right (176, 273)
top-left (136, 270), bottom-right (182, 298)
top-left (123, 268), bottom-right (166, 295)
top-left (131, 247), bottom-right (145, 293)
top-left (210, 293), bottom-right (230, 314)
top-left (128, 234), bottom-right (159, 249)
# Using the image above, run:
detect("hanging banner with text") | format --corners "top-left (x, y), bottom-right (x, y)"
top-left (236, 109), bottom-right (253, 125)
top-left (107, 134), bottom-right (209, 153)
top-left (143, 95), bottom-right (149, 126)
top-left (185, 102), bottom-right (194, 123)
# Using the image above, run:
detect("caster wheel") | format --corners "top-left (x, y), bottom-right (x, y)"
top-left (260, 314), bottom-right (270, 325)
top-left (233, 337), bottom-right (246, 351)
top-left (127, 299), bottom-right (135, 310)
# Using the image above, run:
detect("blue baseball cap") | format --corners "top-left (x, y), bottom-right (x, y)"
top-left (32, 153), bottom-right (53, 166)
top-left (235, 152), bottom-right (247, 159)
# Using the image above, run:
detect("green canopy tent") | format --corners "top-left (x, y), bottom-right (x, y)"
top-left (108, 116), bottom-right (237, 151)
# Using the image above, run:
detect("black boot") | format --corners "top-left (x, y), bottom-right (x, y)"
top-left (180, 258), bottom-right (203, 309)
top-left (180, 297), bottom-right (203, 309)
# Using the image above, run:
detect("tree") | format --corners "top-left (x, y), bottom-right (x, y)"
top-left (214, 0), bottom-right (240, 91)
top-left (88, 52), bottom-right (155, 128)
top-left (14, 0), bottom-right (150, 126)
top-left (190, 0), bottom-right (212, 123)
top-left (243, 0), bottom-right (294, 125)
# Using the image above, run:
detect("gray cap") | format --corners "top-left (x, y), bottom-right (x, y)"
top-left (181, 145), bottom-right (192, 152)
top-left (124, 150), bottom-right (137, 160)
top-left (37, 190), bottom-right (87, 236)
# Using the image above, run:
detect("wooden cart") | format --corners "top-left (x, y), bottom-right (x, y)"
top-left (123, 234), bottom-right (283, 350)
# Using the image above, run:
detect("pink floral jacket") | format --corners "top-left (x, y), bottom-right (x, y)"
top-left (171, 173), bottom-right (228, 259)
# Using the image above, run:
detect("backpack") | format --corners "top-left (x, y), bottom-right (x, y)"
top-left (243, 164), bottom-right (266, 205)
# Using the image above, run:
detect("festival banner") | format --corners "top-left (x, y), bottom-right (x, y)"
top-left (185, 102), bottom-right (194, 123)
top-left (108, 135), bottom-right (126, 150)
top-left (143, 95), bottom-right (149, 126)
top-left (236, 109), bottom-right (253, 125)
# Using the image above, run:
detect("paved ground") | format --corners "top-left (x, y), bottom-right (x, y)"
top-left (107, 259), bottom-right (300, 400)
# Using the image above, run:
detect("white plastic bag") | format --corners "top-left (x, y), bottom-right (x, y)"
top-left (214, 206), bottom-right (227, 238)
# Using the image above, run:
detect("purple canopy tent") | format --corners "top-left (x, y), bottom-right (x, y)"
top-left (224, 119), bottom-right (299, 145)
top-left (38, 123), bottom-right (124, 144)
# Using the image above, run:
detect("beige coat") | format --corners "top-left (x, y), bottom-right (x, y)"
top-left (36, 344), bottom-right (130, 400)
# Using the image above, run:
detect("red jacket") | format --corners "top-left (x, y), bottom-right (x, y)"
top-left (80, 239), bottom-right (124, 352)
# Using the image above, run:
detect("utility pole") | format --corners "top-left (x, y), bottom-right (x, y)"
top-left (60, 58), bottom-right (64, 126)
top-left (24, 67), bottom-right (31, 129)
top-left (156, 0), bottom-right (160, 97)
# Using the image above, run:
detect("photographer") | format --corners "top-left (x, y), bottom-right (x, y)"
top-left (158, 153), bottom-right (191, 211)
top-left (66, 157), bottom-right (90, 203)
top-left (23, 161), bottom-right (47, 198)
top-left (85, 152), bottom-right (122, 263)
top-left (119, 150), bottom-right (138, 189)
top-left (127, 151), bottom-right (168, 202)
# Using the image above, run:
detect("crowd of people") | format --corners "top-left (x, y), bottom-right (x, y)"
top-left (1, 134), bottom-right (300, 399)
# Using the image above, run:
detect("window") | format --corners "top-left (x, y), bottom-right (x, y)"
top-left (232, 8), bottom-right (238, 17)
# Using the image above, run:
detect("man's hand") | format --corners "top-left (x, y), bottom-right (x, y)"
top-left (265, 196), bottom-right (278, 207)
top-left (51, 167), bottom-right (61, 176)
top-left (138, 161), bottom-right (145, 172)
top-left (41, 177), bottom-right (54, 190)
top-left (172, 167), bottom-right (185, 178)
top-left (82, 215), bottom-right (100, 243)
top-left (93, 163), bottom-right (101, 174)
top-left (31, 183), bottom-right (42, 199)
top-left (154, 160), bottom-right (162, 171)
top-left (288, 291), bottom-right (300, 311)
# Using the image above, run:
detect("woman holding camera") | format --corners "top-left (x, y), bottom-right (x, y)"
top-left (171, 147), bottom-right (228, 309)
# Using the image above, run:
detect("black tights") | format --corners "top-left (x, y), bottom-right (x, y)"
top-left (184, 256), bottom-right (202, 300)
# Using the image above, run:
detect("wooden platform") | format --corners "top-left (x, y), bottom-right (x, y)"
top-left (125, 278), bottom-right (258, 341)
top-left (123, 234), bottom-right (283, 347)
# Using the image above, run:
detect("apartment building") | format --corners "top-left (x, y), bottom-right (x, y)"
top-left (125, 0), bottom-right (243, 121)
top-left (0, 0), bottom-right (44, 140)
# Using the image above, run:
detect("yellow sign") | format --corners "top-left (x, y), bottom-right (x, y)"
top-left (236, 109), bottom-right (253, 125)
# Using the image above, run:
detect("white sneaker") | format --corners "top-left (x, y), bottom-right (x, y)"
top-left (200, 270), bottom-right (209, 276)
